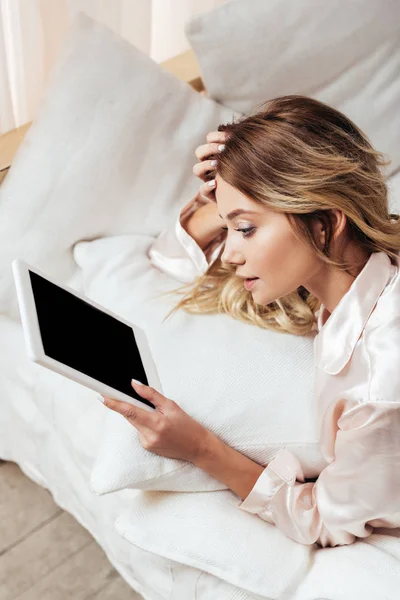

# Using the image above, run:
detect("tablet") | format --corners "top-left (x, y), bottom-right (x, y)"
top-left (12, 259), bottom-right (161, 412)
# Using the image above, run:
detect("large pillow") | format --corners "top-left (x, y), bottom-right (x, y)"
top-left (185, 0), bottom-right (400, 176)
top-left (0, 11), bottom-right (237, 322)
top-left (72, 232), bottom-right (324, 494)
top-left (115, 487), bottom-right (400, 599)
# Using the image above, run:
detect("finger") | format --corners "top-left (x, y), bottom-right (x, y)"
top-left (192, 158), bottom-right (218, 181)
top-left (198, 179), bottom-right (217, 202)
top-left (102, 395), bottom-right (155, 427)
top-left (206, 130), bottom-right (228, 144)
top-left (195, 142), bottom-right (225, 162)
top-left (131, 380), bottom-right (167, 411)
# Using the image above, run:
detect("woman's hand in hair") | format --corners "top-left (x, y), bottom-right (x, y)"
top-left (192, 130), bottom-right (228, 202)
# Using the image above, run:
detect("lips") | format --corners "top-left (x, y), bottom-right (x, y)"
top-left (244, 277), bottom-right (260, 291)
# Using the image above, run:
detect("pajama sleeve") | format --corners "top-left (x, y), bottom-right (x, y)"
top-left (237, 401), bottom-right (400, 547)
top-left (148, 195), bottom-right (225, 284)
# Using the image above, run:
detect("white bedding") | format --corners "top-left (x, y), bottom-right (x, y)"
top-left (2, 258), bottom-right (400, 599)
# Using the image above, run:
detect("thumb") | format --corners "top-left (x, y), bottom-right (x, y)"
top-left (131, 379), bottom-right (164, 408)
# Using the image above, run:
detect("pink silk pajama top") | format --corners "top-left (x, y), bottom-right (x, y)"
top-left (148, 196), bottom-right (400, 548)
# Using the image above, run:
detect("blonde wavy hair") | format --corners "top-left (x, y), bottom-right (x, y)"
top-left (153, 95), bottom-right (400, 336)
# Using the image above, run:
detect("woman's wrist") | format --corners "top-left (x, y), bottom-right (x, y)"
top-left (182, 202), bottom-right (223, 250)
top-left (193, 429), bottom-right (265, 501)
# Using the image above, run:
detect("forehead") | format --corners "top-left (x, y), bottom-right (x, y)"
top-left (215, 175), bottom-right (256, 207)
top-left (215, 175), bottom-right (269, 219)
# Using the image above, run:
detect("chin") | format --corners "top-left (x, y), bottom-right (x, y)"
top-left (253, 287), bottom-right (278, 305)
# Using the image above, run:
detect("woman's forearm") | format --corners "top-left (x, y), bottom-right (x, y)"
top-left (194, 430), bottom-right (265, 501)
top-left (182, 202), bottom-right (224, 251)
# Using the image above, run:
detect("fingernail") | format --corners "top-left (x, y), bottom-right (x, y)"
top-left (217, 144), bottom-right (225, 151)
top-left (207, 179), bottom-right (216, 187)
top-left (210, 160), bottom-right (217, 166)
top-left (131, 378), bottom-right (143, 386)
top-left (96, 394), bottom-right (105, 404)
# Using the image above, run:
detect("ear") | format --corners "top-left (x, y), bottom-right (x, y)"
top-left (330, 209), bottom-right (348, 242)
top-left (314, 209), bottom-right (347, 248)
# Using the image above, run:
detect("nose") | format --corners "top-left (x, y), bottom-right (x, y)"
top-left (220, 245), bottom-right (245, 268)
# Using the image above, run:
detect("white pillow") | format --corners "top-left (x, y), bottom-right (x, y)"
top-left (72, 232), bottom-right (325, 494)
top-left (185, 0), bottom-right (400, 176)
top-left (116, 488), bottom-right (313, 599)
top-left (0, 11), bottom-right (236, 322)
top-left (115, 486), bottom-right (400, 599)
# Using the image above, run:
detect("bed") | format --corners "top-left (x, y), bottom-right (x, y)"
top-left (1, 5), bottom-right (400, 599)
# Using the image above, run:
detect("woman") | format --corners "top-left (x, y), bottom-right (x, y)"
top-left (100, 95), bottom-right (400, 548)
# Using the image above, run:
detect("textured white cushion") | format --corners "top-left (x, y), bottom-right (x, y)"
top-left (117, 488), bottom-right (312, 599)
top-left (185, 0), bottom-right (400, 176)
top-left (0, 11), bottom-right (236, 322)
top-left (72, 231), bottom-right (324, 494)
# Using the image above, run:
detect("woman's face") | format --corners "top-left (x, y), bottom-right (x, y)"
top-left (215, 175), bottom-right (325, 305)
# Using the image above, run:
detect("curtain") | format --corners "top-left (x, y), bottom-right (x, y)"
top-left (0, 0), bottom-right (228, 135)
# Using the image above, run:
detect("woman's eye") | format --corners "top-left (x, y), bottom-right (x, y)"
top-left (221, 227), bottom-right (255, 239)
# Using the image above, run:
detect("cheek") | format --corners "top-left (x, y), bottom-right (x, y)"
top-left (255, 227), bottom-right (310, 285)
top-left (255, 226), bottom-right (299, 267)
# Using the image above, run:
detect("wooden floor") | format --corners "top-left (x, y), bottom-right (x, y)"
top-left (0, 460), bottom-right (144, 600)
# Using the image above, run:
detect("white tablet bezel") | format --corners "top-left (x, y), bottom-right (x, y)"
top-left (12, 258), bottom-right (162, 413)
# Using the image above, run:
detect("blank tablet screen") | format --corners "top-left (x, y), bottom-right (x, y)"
top-left (29, 270), bottom-right (155, 409)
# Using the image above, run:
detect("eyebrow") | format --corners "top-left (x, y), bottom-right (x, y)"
top-left (218, 209), bottom-right (260, 221)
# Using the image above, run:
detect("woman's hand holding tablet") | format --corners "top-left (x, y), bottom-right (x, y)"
top-left (11, 259), bottom-right (244, 472)
top-left (98, 378), bottom-right (213, 463)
